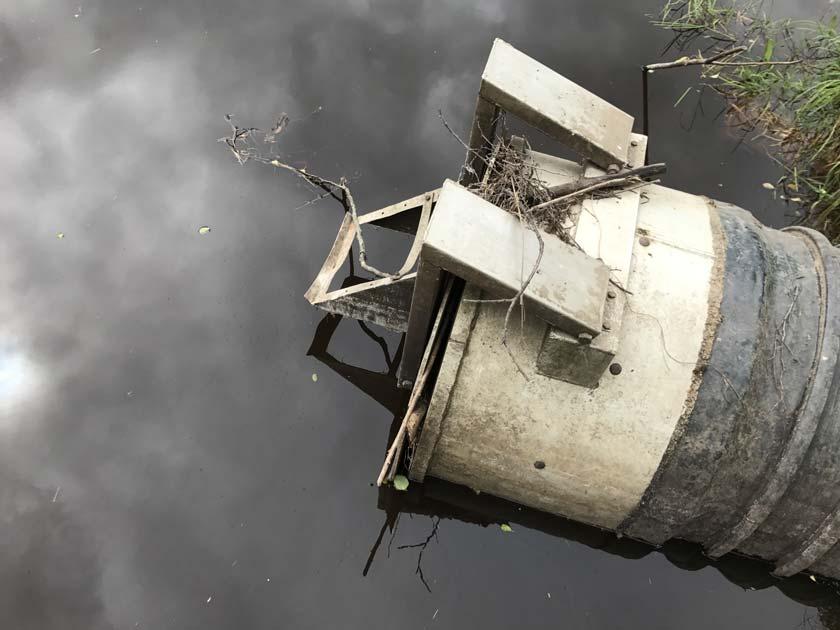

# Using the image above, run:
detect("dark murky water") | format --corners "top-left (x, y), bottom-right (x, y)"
top-left (1, 0), bottom-right (838, 628)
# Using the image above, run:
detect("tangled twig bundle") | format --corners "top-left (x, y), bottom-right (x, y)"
top-left (468, 137), bottom-right (575, 243)
top-left (219, 114), bottom-right (408, 280)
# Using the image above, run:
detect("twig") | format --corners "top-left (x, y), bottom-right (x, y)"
top-left (710, 59), bottom-right (803, 67)
top-left (438, 109), bottom-right (481, 180)
top-left (437, 109), bottom-right (471, 152)
top-left (500, 183), bottom-right (543, 381)
top-left (770, 285), bottom-right (801, 411)
top-left (625, 303), bottom-right (698, 367)
top-left (609, 278), bottom-right (634, 295)
top-left (268, 158), bottom-right (402, 279)
top-left (531, 176), bottom-right (658, 214)
top-left (707, 364), bottom-right (744, 404)
top-left (482, 136), bottom-right (504, 188)
top-left (221, 115), bottom-right (407, 280)
top-left (376, 280), bottom-right (454, 486)
top-left (546, 163), bottom-right (667, 198)
top-left (644, 45), bottom-right (747, 71)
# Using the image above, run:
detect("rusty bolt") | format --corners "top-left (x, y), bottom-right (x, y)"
top-left (607, 164), bottom-right (620, 174)
top-left (639, 236), bottom-right (651, 247)
top-left (607, 290), bottom-right (617, 299)
top-left (609, 363), bottom-right (623, 375)
top-left (577, 332), bottom-right (593, 345)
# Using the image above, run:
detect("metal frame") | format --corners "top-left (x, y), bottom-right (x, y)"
top-left (304, 189), bottom-right (440, 333)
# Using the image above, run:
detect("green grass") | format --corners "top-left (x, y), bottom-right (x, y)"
top-left (653, 2), bottom-right (840, 240)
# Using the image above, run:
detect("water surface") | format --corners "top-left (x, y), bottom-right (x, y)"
top-left (1, 0), bottom-right (837, 628)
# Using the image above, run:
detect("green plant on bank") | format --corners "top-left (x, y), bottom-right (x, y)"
top-left (653, 0), bottom-right (840, 240)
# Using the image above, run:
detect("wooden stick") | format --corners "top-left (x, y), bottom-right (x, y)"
top-left (546, 163), bottom-right (666, 199)
top-left (645, 45), bottom-right (746, 71)
top-left (376, 279), bottom-right (454, 486)
top-left (405, 398), bottom-right (430, 442)
top-left (531, 174), bottom-right (659, 214)
top-left (386, 398), bottom-right (430, 480)
top-left (711, 59), bottom-right (803, 67)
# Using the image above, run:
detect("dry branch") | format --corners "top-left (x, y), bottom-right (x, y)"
top-left (644, 45), bottom-right (747, 70)
top-left (220, 115), bottom-right (409, 281)
top-left (646, 45), bottom-right (803, 72)
top-left (376, 279), bottom-right (455, 487)
top-left (546, 163), bottom-right (667, 198)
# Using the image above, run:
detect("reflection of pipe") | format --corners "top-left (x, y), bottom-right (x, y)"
top-left (375, 477), bottom-right (840, 610)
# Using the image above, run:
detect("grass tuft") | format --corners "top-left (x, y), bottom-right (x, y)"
top-left (654, 1), bottom-right (840, 240)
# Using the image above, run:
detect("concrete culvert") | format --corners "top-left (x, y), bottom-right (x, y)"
top-left (409, 188), bottom-right (840, 581)
top-left (404, 40), bottom-right (840, 581)
top-left (301, 38), bottom-right (840, 582)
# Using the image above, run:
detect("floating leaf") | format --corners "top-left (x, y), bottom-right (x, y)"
top-left (311, 373), bottom-right (318, 382)
top-left (198, 225), bottom-right (211, 235)
top-left (393, 475), bottom-right (409, 491)
top-left (500, 523), bottom-right (513, 533)
top-left (762, 182), bottom-right (775, 190)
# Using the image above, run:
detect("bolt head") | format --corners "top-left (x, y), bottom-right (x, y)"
top-left (534, 460), bottom-right (546, 470)
top-left (577, 332), bottom-right (593, 345)
top-left (603, 323), bottom-right (611, 331)
top-left (609, 363), bottom-right (623, 375)
top-left (607, 164), bottom-right (620, 174)
top-left (631, 139), bottom-right (639, 147)
top-left (607, 290), bottom-right (617, 299)
top-left (639, 236), bottom-right (651, 247)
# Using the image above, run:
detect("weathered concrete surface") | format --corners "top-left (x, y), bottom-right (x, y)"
top-left (480, 39), bottom-right (634, 169)
top-left (535, 288), bottom-right (624, 388)
top-left (413, 184), bottom-right (716, 529)
top-left (535, 134), bottom-right (648, 386)
top-left (422, 180), bottom-right (610, 336)
top-left (575, 133), bottom-right (648, 287)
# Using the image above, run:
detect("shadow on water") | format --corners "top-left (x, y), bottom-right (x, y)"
top-left (308, 295), bottom-right (840, 624)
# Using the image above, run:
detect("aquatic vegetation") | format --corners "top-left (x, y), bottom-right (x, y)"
top-left (654, 1), bottom-right (840, 240)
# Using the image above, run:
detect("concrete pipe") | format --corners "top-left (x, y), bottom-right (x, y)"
top-left (408, 181), bottom-right (840, 580)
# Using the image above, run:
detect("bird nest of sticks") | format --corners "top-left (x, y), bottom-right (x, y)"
top-left (467, 137), bottom-right (576, 244)
top-left (466, 135), bottom-right (666, 249)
